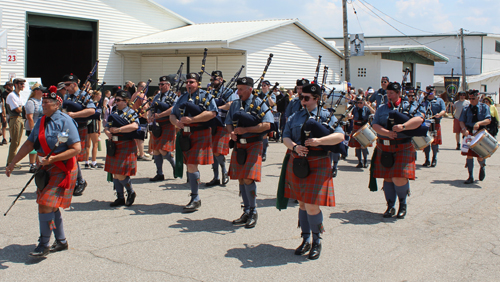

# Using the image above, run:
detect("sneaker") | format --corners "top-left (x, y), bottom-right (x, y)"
top-left (138, 155), bottom-right (152, 161)
top-left (50, 240), bottom-right (68, 252)
top-left (29, 243), bottom-right (50, 257)
top-left (84, 163), bottom-right (90, 169)
top-left (143, 153), bottom-right (151, 158)
top-left (2, 139), bottom-right (7, 145)
top-left (29, 165), bottom-right (37, 173)
top-left (89, 163), bottom-right (99, 169)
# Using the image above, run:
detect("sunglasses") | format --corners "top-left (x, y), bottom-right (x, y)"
top-left (159, 83), bottom-right (169, 86)
top-left (115, 98), bottom-right (125, 102)
top-left (299, 95), bottom-right (313, 102)
top-left (186, 81), bottom-right (197, 84)
top-left (381, 81), bottom-right (389, 83)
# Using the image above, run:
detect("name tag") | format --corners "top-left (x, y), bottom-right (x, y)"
top-left (112, 136), bottom-right (118, 142)
top-left (240, 138), bottom-right (247, 144)
top-left (383, 140), bottom-right (390, 146)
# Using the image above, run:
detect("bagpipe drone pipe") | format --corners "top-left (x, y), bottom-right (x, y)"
top-left (386, 99), bottom-right (428, 137)
top-left (107, 112), bottom-right (141, 139)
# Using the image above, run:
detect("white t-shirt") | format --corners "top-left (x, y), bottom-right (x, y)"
top-left (6, 91), bottom-right (23, 116)
top-left (453, 100), bottom-right (470, 119)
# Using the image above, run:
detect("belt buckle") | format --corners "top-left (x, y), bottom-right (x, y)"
top-left (383, 140), bottom-right (390, 146)
top-left (240, 138), bottom-right (247, 144)
top-left (183, 126), bottom-right (190, 133)
top-left (112, 136), bottom-right (118, 142)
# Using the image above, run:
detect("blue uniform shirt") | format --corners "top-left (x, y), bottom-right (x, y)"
top-left (283, 107), bottom-right (344, 145)
top-left (421, 97), bottom-right (446, 121)
top-left (459, 102), bottom-right (491, 128)
top-left (285, 97), bottom-right (302, 119)
top-left (28, 110), bottom-right (80, 154)
top-left (171, 89), bottom-right (217, 119)
top-left (372, 99), bottom-right (424, 138)
top-left (352, 106), bottom-right (371, 122)
top-left (258, 91), bottom-right (276, 109)
top-left (152, 90), bottom-right (176, 121)
top-left (369, 88), bottom-right (387, 108)
top-left (226, 96), bottom-right (274, 138)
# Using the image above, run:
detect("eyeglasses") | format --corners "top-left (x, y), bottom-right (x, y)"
top-left (159, 83), bottom-right (169, 86)
top-left (115, 98), bottom-right (125, 102)
top-left (186, 81), bottom-right (197, 84)
top-left (381, 81), bottom-right (389, 83)
top-left (299, 95), bottom-right (312, 102)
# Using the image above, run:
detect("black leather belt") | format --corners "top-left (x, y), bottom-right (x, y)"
top-left (237, 136), bottom-right (262, 144)
top-left (183, 124), bottom-right (209, 133)
top-left (354, 121), bottom-right (367, 126)
top-left (111, 135), bottom-right (134, 141)
top-left (378, 138), bottom-right (411, 146)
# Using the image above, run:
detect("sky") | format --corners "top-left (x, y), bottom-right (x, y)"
top-left (156, 0), bottom-right (500, 37)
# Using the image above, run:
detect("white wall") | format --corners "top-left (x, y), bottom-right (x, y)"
top-left (0, 0), bottom-right (189, 85)
top-left (380, 59), bottom-right (403, 84)
top-left (231, 24), bottom-right (342, 89)
top-left (481, 37), bottom-right (500, 73)
top-left (414, 64), bottom-right (435, 89)
top-left (344, 53), bottom-right (381, 90)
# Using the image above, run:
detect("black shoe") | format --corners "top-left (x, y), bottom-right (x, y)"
top-left (422, 160), bottom-right (430, 167)
top-left (383, 206), bottom-right (396, 218)
top-left (84, 163), bottom-right (90, 169)
top-left (110, 198), bottom-right (125, 207)
top-left (308, 241), bottom-right (322, 260)
top-left (73, 180), bottom-right (87, 196)
top-left (340, 156), bottom-right (346, 160)
top-left (332, 168), bottom-right (337, 178)
top-left (125, 192), bottom-right (136, 206)
top-left (456, 143), bottom-right (461, 150)
top-left (464, 177), bottom-right (474, 184)
top-left (262, 155), bottom-right (266, 162)
top-left (294, 239), bottom-right (311, 255)
top-left (183, 198), bottom-right (201, 213)
top-left (397, 203), bottom-right (407, 219)
top-left (479, 167), bottom-right (485, 181)
top-left (356, 162), bottom-right (363, 168)
top-left (205, 178), bottom-right (220, 187)
top-left (222, 173), bottom-right (229, 185)
top-left (149, 174), bottom-right (164, 182)
top-left (232, 212), bottom-right (249, 225)
top-left (50, 240), bottom-right (68, 252)
top-left (430, 158), bottom-right (437, 167)
top-left (1, 139), bottom-right (6, 145)
top-left (245, 210), bottom-right (258, 228)
top-left (29, 165), bottom-right (37, 173)
top-left (363, 160), bottom-right (368, 168)
top-left (29, 243), bottom-right (50, 257)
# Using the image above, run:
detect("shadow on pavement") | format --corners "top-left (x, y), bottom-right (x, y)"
top-left (330, 209), bottom-right (397, 225)
top-left (431, 179), bottom-right (482, 189)
top-left (7, 191), bottom-right (37, 200)
top-left (68, 200), bottom-right (184, 214)
top-left (0, 244), bottom-right (46, 269)
top-left (225, 243), bottom-right (304, 268)
top-left (256, 197), bottom-right (298, 208)
top-left (169, 217), bottom-right (238, 235)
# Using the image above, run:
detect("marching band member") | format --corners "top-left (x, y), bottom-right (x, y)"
top-left (459, 90), bottom-right (491, 184)
top-left (62, 74), bottom-right (96, 196)
top-left (206, 71), bottom-right (235, 187)
top-left (369, 76), bottom-right (389, 108)
top-left (371, 82), bottom-right (424, 219)
top-left (285, 79), bottom-right (309, 120)
top-left (131, 81), bottom-right (152, 162)
top-left (348, 95), bottom-right (375, 168)
top-left (104, 90), bottom-right (139, 207)
top-left (258, 80), bottom-right (276, 161)
top-left (225, 77), bottom-right (274, 228)
top-left (149, 76), bottom-right (177, 181)
top-left (6, 87), bottom-right (81, 257)
top-left (283, 83), bottom-right (344, 260)
top-left (421, 86), bottom-right (446, 167)
top-left (170, 73), bottom-right (217, 212)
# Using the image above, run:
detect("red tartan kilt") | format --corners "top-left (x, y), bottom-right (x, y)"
top-left (431, 123), bottom-right (442, 145)
top-left (182, 128), bottom-right (213, 165)
top-left (284, 152), bottom-right (335, 206)
top-left (37, 161), bottom-right (78, 209)
top-left (228, 141), bottom-right (263, 181)
top-left (212, 127), bottom-right (230, 155)
top-left (349, 123), bottom-right (373, 148)
top-left (373, 141), bottom-right (416, 180)
top-left (104, 140), bottom-right (137, 176)
top-left (151, 122), bottom-right (176, 152)
top-left (77, 127), bottom-right (88, 161)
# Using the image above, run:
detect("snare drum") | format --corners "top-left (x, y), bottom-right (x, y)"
top-left (411, 132), bottom-right (434, 150)
top-left (353, 124), bottom-right (377, 148)
top-left (469, 129), bottom-right (499, 159)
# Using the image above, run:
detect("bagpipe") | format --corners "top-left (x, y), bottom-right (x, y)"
top-left (216, 65), bottom-right (245, 106)
top-left (386, 100), bottom-right (428, 137)
top-left (107, 110), bottom-right (140, 140)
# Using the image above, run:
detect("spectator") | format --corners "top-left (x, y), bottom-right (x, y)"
top-left (25, 83), bottom-right (45, 172)
top-left (0, 81), bottom-right (13, 145)
top-left (6, 78), bottom-right (26, 168)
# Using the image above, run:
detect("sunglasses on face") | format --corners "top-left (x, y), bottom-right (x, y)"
top-left (186, 81), bottom-right (197, 84)
top-left (381, 81), bottom-right (388, 83)
top-left (159, 83), bottom-right (168, 86)
top-left (299, 95), bottom-right (313, 102)
top-left (115, 98), bottom-right (125, 102)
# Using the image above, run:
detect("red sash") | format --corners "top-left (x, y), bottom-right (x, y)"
top-left (39, 116), bottom-right (75, 189)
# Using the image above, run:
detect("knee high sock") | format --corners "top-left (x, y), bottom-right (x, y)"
top-left (331, 153), bottom-right (339, 170)
top-left (244, 182), bottom-right (257, 213)
top-left (188, 172), bottom-right (200, 201)
top-left (165, 152), bottom-right (175, 168)
top-left (113, 179), bottom-right (125, 199)
top-left (239, 184), bottom-right (250, 213)
top-left (76, 163), bottom-right (83, 183)
top-left (431, 145), bottom-right (439, 159)
top-left (355, 148), bottom-right (361, 162)
top-left (298, 209), bottom-right (311, 242)
top-left (307, 211), bottom-right (323, 244)
top-left (423, 146), bottom-right (430, 160)
top-left (383, 181), bottom-right (396, 208)
top-left (154, 155), bottom-right (163, 176)
top-left (212, 155), bottom-right (219, 180)
top-left (394, 182), bottom-right (410, 205)
top-left (53, 209), bottom-right (67, 243)
top-left (216, 155), bottom-right (227, 175)
top-left (39, 212), bottom-right (55, 247)
top-left (262, 138), bottom-right (268, 156)
top-left (362, 148), bottom-right (368, 161)
top-left (119, 176), bottom-right (134, 194)
top-left (467, 158), bottom-right (474, 177)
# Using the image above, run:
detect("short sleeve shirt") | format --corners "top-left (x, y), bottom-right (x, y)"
top-left (28, 110), bottom-right (80, 154)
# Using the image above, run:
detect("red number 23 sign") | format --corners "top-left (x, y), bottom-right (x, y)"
top-left (7, 50), bottom-right (17, 64)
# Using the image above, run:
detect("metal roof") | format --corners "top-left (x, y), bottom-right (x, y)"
top-left (115, 19), bottom-right (343, 58)
top-left (145, 0), bottom-right (194, 25)
top-left (336, 45), bottom-right (448, 62)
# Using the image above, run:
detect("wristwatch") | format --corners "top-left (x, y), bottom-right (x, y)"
top-left (293, 144), bottom-right (298, 152)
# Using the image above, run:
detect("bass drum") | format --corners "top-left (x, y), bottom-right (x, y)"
top-left (353, 123), bottom-right (377, 148)
top-left (469, 129), bottom-right (499, 159)
top-left (411, 132), bottom-right (434, 150)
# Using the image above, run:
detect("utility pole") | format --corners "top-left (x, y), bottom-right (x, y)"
top-left (343, 0), bottom-right (350, 83)
top-left (460, 28), bottom-right (467, 91)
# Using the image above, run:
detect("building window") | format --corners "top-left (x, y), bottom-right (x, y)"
top-left (357, 68), bottom-right (366, 77)
top-left (496, 41), bottom-right (500, 53)
top-left (481, 85), bottom-right (487, 92)
top-left (340, 68), bottom-right (343, 77)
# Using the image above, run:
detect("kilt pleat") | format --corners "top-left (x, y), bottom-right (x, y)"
top-left (284, 152), bottom-right (335, 207)
top-left (77, 127), bottom-right (88, 161)
top-left (228, 141), bottom-right (263, 181)
top-left (373, 141), bottom-right (416, 180)
top-left (104, 140), bottom-right (137, 176)
top-left (37, 162), bottom-right (78, 208)
top-left (151, 122), bottom-right (176, 152)
top-left (431, 123), bottom-right (442, 145)
top-left (212, 127), bottom-right (230, 155)
top-left (349, 124), bottom-right (373, 148)
top-left (182, 128), bottom-right (213, 165)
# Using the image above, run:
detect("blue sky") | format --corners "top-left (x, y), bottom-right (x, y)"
top-left (156, 0), bottom-right (500, 37)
